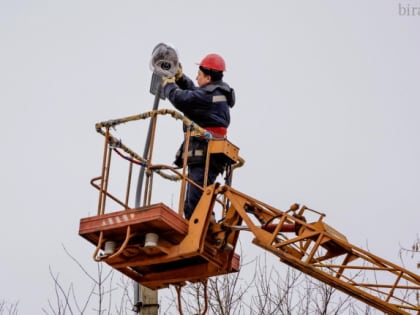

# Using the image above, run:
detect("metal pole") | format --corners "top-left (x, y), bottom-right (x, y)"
top-left (134, 80), bottom-right (161, 207)
top-left (133, 76), bottom-right (161, 315)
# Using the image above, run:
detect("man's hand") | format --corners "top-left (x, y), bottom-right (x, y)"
top-left (162, 76), bottom-right (176, 87)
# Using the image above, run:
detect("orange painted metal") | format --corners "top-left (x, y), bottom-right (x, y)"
top-left (79, 202), bottom-right (240, 290)
top-left (223, 186), bottom-right (420, 315)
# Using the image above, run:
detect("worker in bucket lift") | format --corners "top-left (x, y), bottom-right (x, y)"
top-left (162, 53), bottom-right (235, 220)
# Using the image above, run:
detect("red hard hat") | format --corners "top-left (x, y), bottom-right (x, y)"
top-left (198, 53), bottom-right (226, 72)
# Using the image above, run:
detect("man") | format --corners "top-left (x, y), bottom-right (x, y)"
top-left (162, 53), bottom-right (235, 220)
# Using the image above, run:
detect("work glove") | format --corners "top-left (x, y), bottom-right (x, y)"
top-left (162, 76), bottom-right (176, 87)
top-left (175, 63), bottom-right (183, 81)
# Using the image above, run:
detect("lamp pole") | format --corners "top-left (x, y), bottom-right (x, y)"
top-left (132, 74), bottom-right (162, 315)
top-left (132, 43), bottom-right (178, 314)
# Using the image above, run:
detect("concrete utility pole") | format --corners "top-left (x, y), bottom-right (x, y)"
top-left (134, 286), bottom-right (159, 315)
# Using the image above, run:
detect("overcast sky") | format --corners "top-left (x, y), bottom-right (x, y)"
top-left (1, 1), bottom-right (419, 313)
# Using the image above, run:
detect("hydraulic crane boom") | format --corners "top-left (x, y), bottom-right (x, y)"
top-left (79, 109), bottom-right (420, 315)
top-left (216, 186), bottom-right (420, 315)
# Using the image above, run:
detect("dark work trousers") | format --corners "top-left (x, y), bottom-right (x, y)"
top-left (184, 164), bottom-right (220, 220)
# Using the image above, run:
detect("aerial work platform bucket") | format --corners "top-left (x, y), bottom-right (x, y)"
top-left (79, 202), bottom-right (240, 290)
top-left (80, 109), bottom-right (244, 290)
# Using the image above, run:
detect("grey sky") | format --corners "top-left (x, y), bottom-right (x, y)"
top-left (1, 1), bottom-right (419, 313)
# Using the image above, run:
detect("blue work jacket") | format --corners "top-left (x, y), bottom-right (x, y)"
top-left (163, 74), bottom-right (235, 129)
